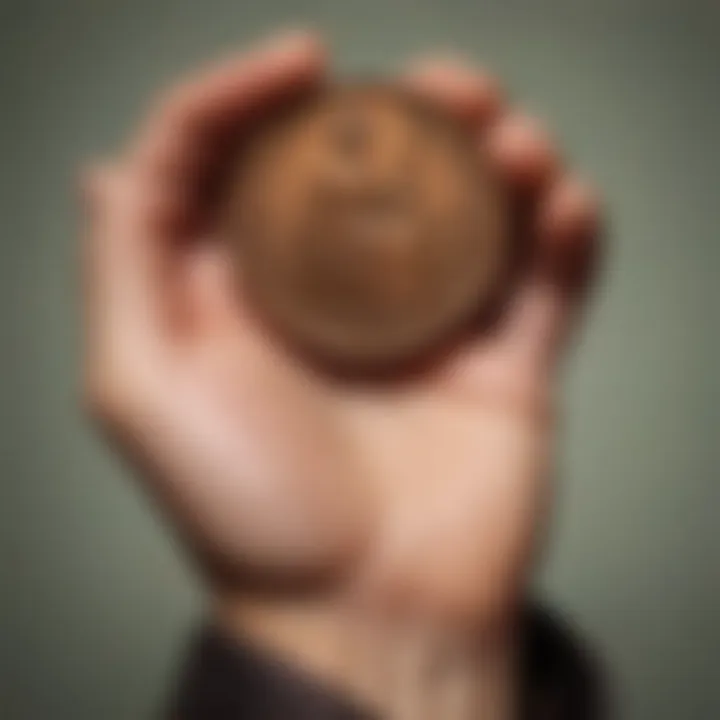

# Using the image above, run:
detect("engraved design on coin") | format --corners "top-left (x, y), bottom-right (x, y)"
top-left (223, 84), bottom-right (508, 368)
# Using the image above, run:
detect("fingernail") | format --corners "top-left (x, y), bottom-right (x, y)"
top-left (260, 27), bottom-right (324, 58)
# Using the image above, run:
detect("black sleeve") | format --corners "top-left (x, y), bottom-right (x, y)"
top-left (520, 603), bottom-right (609, 720)
top-left (166, 623), bottom-right (373, 720)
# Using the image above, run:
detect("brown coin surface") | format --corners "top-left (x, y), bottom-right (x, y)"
top-left (222, 83), bottom-right (508, 369)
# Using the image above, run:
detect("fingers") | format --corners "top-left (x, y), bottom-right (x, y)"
top-left (536, 175), bottom-right (600, 293)
top-left (85, 29), bottom-right (326, 322)
top-left (401, 58), bottom-right (503, 126)
top-left (486, 114), bottom-right (557, 191)
top-left (81, 31), bottom-right (328, 415)
top-left (400, 57), bottom-right (602, 366)
top-left (82, 162), bottom-right (167, 347)
top-left (484, 113), bottom-right (600, 366)
top-left (500, 177), bottom-right (601, 365)
top-left (81, 161), bottom-right (174, 423)
top-left (129, 30), bottom-right (326, 233)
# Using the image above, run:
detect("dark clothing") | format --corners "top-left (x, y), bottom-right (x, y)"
top-left (168, 605), bottom-right (606, 720)
top-left (518, 605), bottom-right (606, 719)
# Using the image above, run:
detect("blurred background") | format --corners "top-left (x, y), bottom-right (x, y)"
top-left (1, 0), bottom-right (718, 718)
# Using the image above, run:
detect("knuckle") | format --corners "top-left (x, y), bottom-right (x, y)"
top-left (157, 81), bottom-right (197, 128)
top-left (83, 361), bottom-right (143, 425)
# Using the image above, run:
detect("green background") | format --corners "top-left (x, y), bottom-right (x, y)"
top-left (2, 1), bottom-right (718, 718)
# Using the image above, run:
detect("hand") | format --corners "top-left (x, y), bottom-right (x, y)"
top-left (81, 29), bottom-right (601, 712)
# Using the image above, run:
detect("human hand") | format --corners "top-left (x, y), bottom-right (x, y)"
top-left (81, 29), bottom-right (601, 715)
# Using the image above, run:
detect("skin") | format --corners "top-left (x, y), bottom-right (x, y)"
top-left (81, 31), bottom-right (601, 719)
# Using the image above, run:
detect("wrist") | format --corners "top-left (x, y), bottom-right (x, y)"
top-left (213, 591), bottom-right (521, 720)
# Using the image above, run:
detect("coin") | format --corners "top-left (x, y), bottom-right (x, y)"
top-left (222, 83), bottom-right (508, 369)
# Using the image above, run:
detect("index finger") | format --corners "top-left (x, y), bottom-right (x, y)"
top-left (128, 30), bottom-right (327, 231)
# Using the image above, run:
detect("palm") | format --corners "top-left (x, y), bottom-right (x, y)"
top-left (175, 268), bottom-right (551, 617)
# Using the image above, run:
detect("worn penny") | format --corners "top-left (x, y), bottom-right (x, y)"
top-left (222, 83), bottom-right (508, 368)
